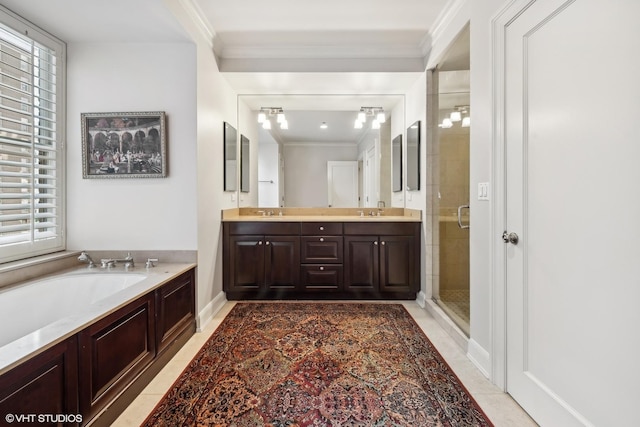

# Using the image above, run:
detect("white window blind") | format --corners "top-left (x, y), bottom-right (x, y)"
top-left (0, 8), bottom-right (65, 263)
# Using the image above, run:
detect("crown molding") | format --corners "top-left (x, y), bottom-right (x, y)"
top-left (177, 0), bottom-right (217, 49)
top-left (427, 0), bottom-right (468, 52)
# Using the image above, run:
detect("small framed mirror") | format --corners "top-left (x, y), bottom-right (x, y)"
top-left (406, 120), bottom-right (420, 191)
top-left (223, 122), bottom-right (237, 191)
top-left (240, 134), bottom-right (250, 193)
top-left (392, 134), bottom-right (403, 192)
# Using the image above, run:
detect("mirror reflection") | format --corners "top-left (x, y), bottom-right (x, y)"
top-left (392, 134), bottom-right (402, 192)
top-left (223, 122), bottom-right (237, 191)
top-left (406, 120), bottom-right (420, 191)
top-left (239, 95), bottom-right (405, 208)
top-left (240, 134), bottom-right (250, 193)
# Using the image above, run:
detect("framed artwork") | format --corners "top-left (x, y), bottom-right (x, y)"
top-left (81, 111), bottom-right (167, 178)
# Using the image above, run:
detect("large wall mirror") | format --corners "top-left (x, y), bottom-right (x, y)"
top-left (406, 120), bottom-right (420, 191)
top-left (223, 122), bottom-right (237, 191)
top-left (238, 94), bottom-right (406, 208)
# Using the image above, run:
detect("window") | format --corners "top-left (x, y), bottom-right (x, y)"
top-left (0, 7), bottom-right (66, 263)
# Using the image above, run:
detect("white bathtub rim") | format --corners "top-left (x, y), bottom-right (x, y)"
top-left (0, 263), bottom-right (196, 375)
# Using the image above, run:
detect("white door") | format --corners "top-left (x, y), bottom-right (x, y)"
top-left (327, 161), bottom-right (358, 207)
top-left (363, 147), bottom-right (376, 207)
top-left (501, 0), bottom-right (640, 425)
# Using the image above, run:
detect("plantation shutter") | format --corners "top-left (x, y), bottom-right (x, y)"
top-left (0, 11), bottom-right (65, 263)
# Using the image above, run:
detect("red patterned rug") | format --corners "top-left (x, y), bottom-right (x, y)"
top-left (144, 303), bottom-right (493, 426)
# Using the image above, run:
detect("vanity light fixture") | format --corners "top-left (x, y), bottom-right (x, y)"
top-left (258, 107), bottom-right (287, 130)
top-left (439, 105), bottom-right (470, 129)
top-left (354, 107), bottom-right (385, 129)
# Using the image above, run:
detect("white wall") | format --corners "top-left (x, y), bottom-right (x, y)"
top-left (66, 43), bottom-right (197, 250)
top-left (165, 0), bottom-right (239, 325)
top-left (283, 143), bottom-right (358, 207)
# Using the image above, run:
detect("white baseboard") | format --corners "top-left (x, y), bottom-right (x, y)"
top-left (467, 338), bottom-right (491, 379)
top-left (416, 291), bottom-right (427, 308)
top-left (196, 291), bottom-right (227, 331)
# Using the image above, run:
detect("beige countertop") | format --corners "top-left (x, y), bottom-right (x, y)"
top-left (222, 207), bottom-right (422, 222)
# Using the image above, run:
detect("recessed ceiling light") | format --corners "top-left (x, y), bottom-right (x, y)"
top-left (320, 122), bottom-right (328, 129)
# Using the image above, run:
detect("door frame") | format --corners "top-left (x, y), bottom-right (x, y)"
top-left (490, 0), bottom-right (535, 391)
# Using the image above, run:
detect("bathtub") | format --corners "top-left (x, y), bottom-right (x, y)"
top-left (0, 272), bottom-right (147, 348)
top-left (0, 263), bottom-right (195, 375)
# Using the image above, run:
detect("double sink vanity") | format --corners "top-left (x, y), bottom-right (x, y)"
top-left (222, 207), bottom-right (422, 300)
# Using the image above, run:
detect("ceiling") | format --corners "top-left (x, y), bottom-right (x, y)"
top-left (0, 0), bottom-right (467, 143)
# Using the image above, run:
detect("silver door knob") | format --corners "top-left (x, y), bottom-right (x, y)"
top-left (502, 231), bottom-right (519, 245)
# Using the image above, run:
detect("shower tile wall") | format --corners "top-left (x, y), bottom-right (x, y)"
top-left (439, 131), bottom-right (469, 293)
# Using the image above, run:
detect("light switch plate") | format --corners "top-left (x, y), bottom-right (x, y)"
top-left (478, 182), bottom-right (490, 201)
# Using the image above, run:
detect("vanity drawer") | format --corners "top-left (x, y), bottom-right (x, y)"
top-left (300, 222), bottom-right (342, 235)
top-left (300, 265), bottom-right (343, 291)
top-left (301, 236), bottom-right (343, 263)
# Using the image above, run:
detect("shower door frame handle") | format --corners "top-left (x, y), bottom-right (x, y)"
top-left (457, 205), bottom-right (470, 229)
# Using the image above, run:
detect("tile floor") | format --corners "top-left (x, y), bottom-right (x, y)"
top-left (113, 301), bottom-right (538, 426)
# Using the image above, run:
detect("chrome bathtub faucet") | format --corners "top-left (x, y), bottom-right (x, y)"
top-left (77, 251), bottom-right (96, 268)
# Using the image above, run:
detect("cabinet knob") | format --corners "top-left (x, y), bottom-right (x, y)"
top-left (320, 237), bottom-right (324, 242)
top-left (381, 241), bottom-right (386, 246)
top-left (258, 241), bottom-right (263, 245)
top-left (320, 226), bottom-right (324, 231)
top-left (320, 266), bottom-right (324, 271)
top-left (266, 241), bottom-right (270, 245)
top-left (374, 241), bottom-right (378, 245)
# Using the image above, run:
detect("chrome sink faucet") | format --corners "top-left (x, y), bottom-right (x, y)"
top-left (78, 251), bottom-right (96, 268)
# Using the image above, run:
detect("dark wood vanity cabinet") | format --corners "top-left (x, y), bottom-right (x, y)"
top-left (226, 222), bottom-right (300, 297)
top-left (224, 220), bottom-right (419, 299)
top-left (343, 223), bottom-right (419, 298)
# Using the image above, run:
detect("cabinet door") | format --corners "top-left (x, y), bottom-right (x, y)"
top-left (379, 235), bottom-right (415, 294)
top-left (79, 293), bottom-right (155, 423)
top-left (229, 235), bottom-right (265, 291)
top-left (264, 236), bottom-right (300, 291)
top-left (0, 336), bottom-right (79, 426)
top-left (344, 235), bottom-right (379, 294)
top-left (156, 269), bottom-right (195, 355)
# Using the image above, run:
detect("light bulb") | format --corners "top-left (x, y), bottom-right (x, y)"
top-left (461, 116), bottom-right (470, 127)
top-left (258, 112), bottom-right (266, 123)
top-left (441, 118), bottom-right (453, 128)
top-left (354, 119), bottom-right (363, 129)
top-left (450, 111), bottom-right (462, 122)
top-left (371, 119), bottom-right (380, 130)
top-left (262, 120), bottom-right (271, 130)
top-left (377, 112), bottom-right (386, 123)
top-left (357, 111), bottom-right (366, 122)
top-left (276, 112), bottom-right (285, 123)
top-left (280, 120), bottom-right (288, 129)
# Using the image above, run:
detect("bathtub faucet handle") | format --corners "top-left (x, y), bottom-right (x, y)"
top-left (146, 258), bottom-right (158, 268)
top-left (100, 259), bottom-right (115, 269)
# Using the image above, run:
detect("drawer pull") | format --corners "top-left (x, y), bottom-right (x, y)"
top-left (320, 266), bottom-right (324, 271)
top-left (258, 241), bottom-right (263, 245)
top-left (381, 241), bottom-right (386, 246)
top-left (374, 241), bottom-right (378, 245)
top-left (266, 241), bottom-right (270, 245)
top-left (320, 237), bottom-right (324, 242)
top-left (320, 226), bottom-right (324, 231)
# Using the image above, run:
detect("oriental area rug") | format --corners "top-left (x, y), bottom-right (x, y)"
top-left (144, 303), bottom-right (493, 426)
